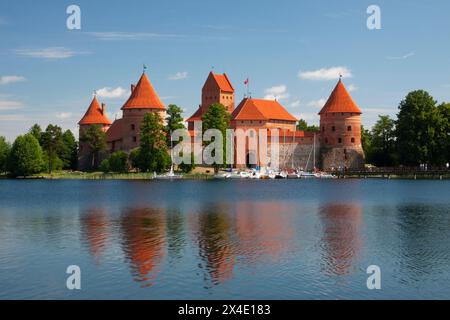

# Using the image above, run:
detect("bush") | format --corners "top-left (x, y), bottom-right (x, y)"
top-left (99, 159), bottom-right (110, 173)
top-left (109, 151), bottom-right (128, 173)
top-left (7, 134), bottom-right (44, 176)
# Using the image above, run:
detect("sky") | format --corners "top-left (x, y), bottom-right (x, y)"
top-left (1, 0), bottom-right (450, 141)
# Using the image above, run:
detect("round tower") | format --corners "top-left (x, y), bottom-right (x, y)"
top-left (319, 79), bottom-right (365, 170)
top-left (78, 95), bottom-right (112, 170)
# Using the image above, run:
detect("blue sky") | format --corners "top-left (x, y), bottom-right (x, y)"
top-left (1, 0), bottom-right (450, 141)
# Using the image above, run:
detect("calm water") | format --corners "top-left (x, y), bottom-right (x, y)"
top-left (0, 179), bottom-right (449, 300)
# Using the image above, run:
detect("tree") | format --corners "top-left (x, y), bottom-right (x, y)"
top-left (61, 130), bottom-right (78, 170)
top-left (99, 159), bottom-right (110, 173)
top-left (29, 124), bottom-right (42, 144)
top-left (7, 134), bottom-right (44, 177)
top-left (434, 103), bottom-right (450, 165)
top-left (179, 152), bottom-right (196, 173)
top-left (202, 103), bottom-right (230, 173)
top-left (297, 119), bottom-right (308, 131)
top-left (165, 104), bottom-right (185, 147)
top-left (138, 112), bottom-right (171, 172)
top-left (129, 148), bottom-right (141, 170)
top-left (109, 151), bottom-right (128, 172)
top-left (41, 124), bottom-right (65, 173)
top-left (79, 125), bottom-right (107, 170)
top-left (370, 115), bottom-right (397, 166)
top-left (296, 119), bottom-right (320, 132)
top-left (361, 125), bottom-right (372, 163)
top-left (396, 90), bottom-right (437, 165)
top-left (0, 136), bottom-right (10, 173)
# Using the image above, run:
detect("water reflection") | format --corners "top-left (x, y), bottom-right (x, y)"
top-left (80, 209), bottom-right (110, 263)
top-left (194, 204), bottom-right (236, 285)
top-left (318, 203), bottom-right (363, 275)
top-left (120, 208), bottom-right (166, 286)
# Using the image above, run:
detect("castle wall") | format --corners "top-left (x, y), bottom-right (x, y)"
top-left (320, 146), bottom-right (365, 170)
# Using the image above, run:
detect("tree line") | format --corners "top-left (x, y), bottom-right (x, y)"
top-left (0, 124), bottom-right (77, 177)
top-left (362, 90), bottom-right (450, 167)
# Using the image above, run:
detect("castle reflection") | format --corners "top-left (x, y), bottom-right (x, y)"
top-left (120, 208), bottom-right (166, 286)
top-left (318, 203), bottom-right (363, 275)
top-left (80, 208), bottom-right (110, 263)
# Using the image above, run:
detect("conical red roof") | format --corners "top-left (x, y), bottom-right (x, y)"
top-left (319, 79), bottom-right (362, 114)
top-left (122, 73), bottom-right (165, 110)
top-left (78, 96), bottom-right (112, 125)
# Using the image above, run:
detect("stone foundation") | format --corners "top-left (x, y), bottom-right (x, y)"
top-left (320, 146), bottom-right (365, 170)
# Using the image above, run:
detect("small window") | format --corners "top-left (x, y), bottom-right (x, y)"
top-left (325, 138), bottom-right (328, 144)
top-left (347, 126), bottom-right (352, 131)
top-left (133, 136), bottom-right (137, 142)
top-left (338, 138), bottom-right (342, 143)
top-left (351, 137), bottom-right (355, 143)
top-left (131, 124), bottom-right (135, 131)
top-left (332, 126), bottom-right (336, 132)
top-left (322, 126), bottom-right (325, 132)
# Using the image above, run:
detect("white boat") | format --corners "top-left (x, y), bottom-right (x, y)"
top-left (314, 172), bottom-right (337, 179)
top-left (299, 171), bottom-right (315, 178)
top-left (154, 165), bottom-right (183, 180)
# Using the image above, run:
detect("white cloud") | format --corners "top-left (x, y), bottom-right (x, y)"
top-left (348, 84), bottom-right (358, 92)
top-left (0, 114), bottom-right (27, 121)
top-left (264, 85), bottom-right (290, 100)
top-left (290, 100), bottom-right (301, 108)
top-left (386, 51), bottom-right (415, 60)
top-left (56, 112), bottom-right (73, 119)
top-left (307, 98), bottom-right (327, 109)
top-left (96, 87), bottom-right (129, 99)
top-left (169, 72), bottom-right (188, 80)
top-left (0, 100), bottom-right (24, 110)
top-left (14, 47), bottom-right (81, 59)
top-left (0, 75), bottom-right (26, 85)
top-left (299, 66), bottom-right (352, 81)
top-left (87, 32), bottom-right (181, 41)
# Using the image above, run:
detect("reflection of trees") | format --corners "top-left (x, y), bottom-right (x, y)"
top-left (166, 208), bottom-right (186, 261)
top-left (395, 204), bottom-right (450, 282)
top-left (120, 208), bottom-right (166, 286)
top-left (196, 204), bottom-right (236, 285)
top-left (235, 202), bottom-right (294, 263)
top-left (80, 208), bottom-right (109, 263)
top-left (319, 203), bottom-right (362, 276)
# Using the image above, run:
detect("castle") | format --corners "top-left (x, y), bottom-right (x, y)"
top-left (78, 71), bottom-right (365, 171)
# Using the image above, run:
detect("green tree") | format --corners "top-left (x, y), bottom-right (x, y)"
top-left (28, 124), bottom-right (42, 144)
top-left (60, 130), bottom-right (78, 170)
top-left (7, 134), bottom-right (44, 177)
top-left (360, 125), bottom-right (372, 163)
top-left (99, 159), bottom-right (110, 173)
top-left (138, 112), bottom-right (171, 172)
top-left (202, 103), bottom-right (230, 174)
top-left (166, 104), bottom-right (185, 147)
top-left (0, 136), bottom-right (11, 173)
top-left (41, 124), bottom-right (64, 173)
top-left (396, 90), bottom-right (437, 165)
top-left (129, 148), bottom-right (141, 170)
top-left (297, 119), bottom-right (308, 131)
top-left (178, 152), bottom-right (196, 173)
top-left (109, 151), bottom-right (128, 172)
top-left (433, 103), bottom-right (450, 165)
top-left (79, 125), bottom-right (107, 170)
top-left (370, 115), bottom-right (397, 166)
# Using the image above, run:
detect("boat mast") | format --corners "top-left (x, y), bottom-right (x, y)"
top-left (313, 132), bottom-right (316, 171)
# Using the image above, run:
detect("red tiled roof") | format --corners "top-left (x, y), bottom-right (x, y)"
top-left (205, 72), bottom-right (234, 93)
top-left (78, 96), bottom-right (112, 125)
top-left (319, 79), bottom-right (362, 114)
top-left (186, 107), bottom-right (203, 122)
top-left (106, 118), bottom-right (124, 142)
top-left (122, 73), bottom-right (165, 110)
top-left (231, 98), bottom-right (297, 122)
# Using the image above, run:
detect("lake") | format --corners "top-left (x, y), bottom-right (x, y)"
top-left (0, 179), bottom-right (449, 299)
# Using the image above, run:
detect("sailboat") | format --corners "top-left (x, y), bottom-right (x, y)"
top-left (299, 133), bottom-right (316, 178)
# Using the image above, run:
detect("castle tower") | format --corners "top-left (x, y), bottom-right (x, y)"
top-left (78, 95), bottom-right (112, 169)
top-left (319, 79), bottom-right (365, 170)
top-left (187, 72), bottom-right (235, 130)
top-left (117, 72), bottom-right (166, 151)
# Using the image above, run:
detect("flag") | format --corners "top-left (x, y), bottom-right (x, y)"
top-left (244, 78), bottom-right (249, 85)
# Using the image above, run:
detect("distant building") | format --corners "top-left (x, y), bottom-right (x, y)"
top-left (77, 70), bottom-right (364, 171)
